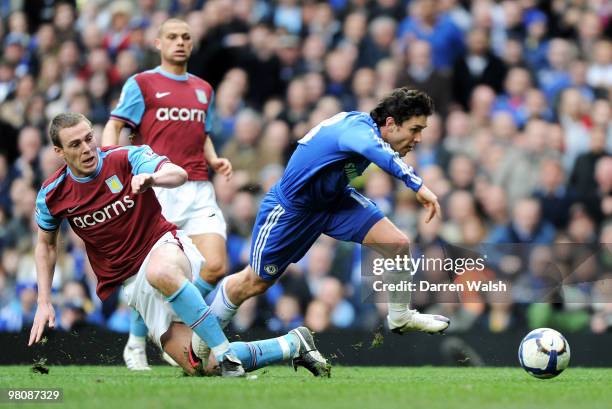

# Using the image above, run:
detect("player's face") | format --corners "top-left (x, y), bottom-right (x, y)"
top-left (156, 22), bottom-right (193, 65)
top-left (55, 121), bottom-right (99, 177)
top-left (383, 115), bottom-right (428, 156)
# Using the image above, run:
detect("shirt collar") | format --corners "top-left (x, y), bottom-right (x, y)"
top-left (67, 148), bottom-right (103, 183)
top-left (155, 66), bottom-right (189, 81)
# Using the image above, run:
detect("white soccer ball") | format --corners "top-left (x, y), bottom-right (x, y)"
top-left (518, 328), bottom-right (570, 379)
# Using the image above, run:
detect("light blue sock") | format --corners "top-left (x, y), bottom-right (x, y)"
top-left (229, 334), bottom-right (299, 371)
top-left (193, 276), bottom-right (216, 299)
top-left (166, 280), bottom-right (230, 362)
top-left (129, 309), bottom-right (148, 337)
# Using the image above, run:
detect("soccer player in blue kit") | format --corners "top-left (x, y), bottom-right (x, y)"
top-left (209, 88), bottom-right (450, 336)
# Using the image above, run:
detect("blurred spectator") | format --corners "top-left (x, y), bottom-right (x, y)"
top-left (491, 66), bottom-right (532, 127)
top-left (534, 158), bottom-right (575, 230)
top-left (0, 74), bottom-right (35, 128)
top-left (210, 79), bottom-right (245, 149)
top-left (479, 185), bottom-right (510, 228)
top-left (448, 154), bottom-right (476, 191)
top-left (10, 126), bottom-right (43, 185)
top-left (586, 39), bottom-right (612, 91)
top-left (468, 84), bottom-right (495, 129)
top-left (579, 156), bottom-right (612, 225)
top-left (570, 126), bottom-right (610, 198)
top-left (336, 10), bottom-right (367, 54)
top-left (396, 40), bottom-right (451, 117)
top-left (0, 283), bottom-right (36, 332)
top-left (221, 108), bottom-right (264, 183)
top-left (358, 16), bottom-right (395, 69)
top-left (257, 120), bottom-right (290, 166)
top-left (267, 294), bottom-right (303, 332)
top-left (452, 27), bottom-right (507, 109)
top-left (523, 9), bottom-right (548, 72)
top-left (103, 1), bottom-right (133, 59)
top-left (236, 23), bottom-right (282, 108)
top-left (58, 280), bottom-right (95, 330)
top-left (493, 119), bottom-right (556, 205)
top-left (279, 77), bottom-right (310, 128)
top-left (323, 49), bottom-right (355, 107)
top-left (489, 198), bottom-right (556, 244)
top-left (537, 38), bottom-right (574, 103)
top-left (397, 0), bottom-right (464, 70)
top-left (558, 87), bottom-right (591, 171)
top-left (315, 276), bottom-right (355, 329)
top-left (304, 299), bottom-right (331, 333)
top-left (415, 113), bottom-right (450, 170)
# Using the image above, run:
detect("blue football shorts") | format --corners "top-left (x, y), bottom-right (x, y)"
top-left (249, 186), bottom-right (384, 280)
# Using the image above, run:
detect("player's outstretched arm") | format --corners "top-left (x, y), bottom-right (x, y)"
top-left (415, 184), bottom-right (442, 223)
top-left (204, 136), bottom-right (232, 180)
top-left (29, 228), bottom-right (59, 346)
top-left (338, 126), bottom-right (423, 192)
top-left (101, 118), bottom-right (125, 147)
top-left (131, 163), bottom-right (188, 194)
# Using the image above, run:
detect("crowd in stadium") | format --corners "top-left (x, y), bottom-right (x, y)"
top-left (0, 0), bottom-right (610, 337)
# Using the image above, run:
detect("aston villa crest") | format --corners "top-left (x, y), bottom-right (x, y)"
top-left (105, 175), bottom-right (123, 194)
top-left (195, 89), bottom-right (208, 104)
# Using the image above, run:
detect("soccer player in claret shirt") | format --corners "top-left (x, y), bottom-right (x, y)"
top-left (29, 113), bottom-right (330, 377)
top-left (208, 88), bottom-right (451, 335)
top-left (102, 19), bottom-right (233, 370)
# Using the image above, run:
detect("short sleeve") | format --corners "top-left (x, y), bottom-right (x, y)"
top-left (110, 76), bottom-right (145, 127)
top-left (35, 188), bottom-right (60, 231)
top-left (126, 145), bottom-right (169, 175)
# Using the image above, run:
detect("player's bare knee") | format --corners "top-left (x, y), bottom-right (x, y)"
top-left (146, 264), bottom-right (184, 292)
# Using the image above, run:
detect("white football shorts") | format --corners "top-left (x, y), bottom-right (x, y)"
top-left (153, 180), bottom-right (227, 239)
top-left (122, 230), bottom-right (205, 349)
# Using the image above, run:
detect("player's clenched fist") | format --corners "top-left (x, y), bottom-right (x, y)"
top-left (209, 157), bottom-right (233, 181)
top-left (132, 174), bottom-right (155, 194)
top-left (28, 301), bottom-right (55, 346)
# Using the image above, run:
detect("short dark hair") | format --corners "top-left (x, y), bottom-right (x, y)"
top-left (370, 88), bottom-right (434, 127)
top-left (48, 112), bottom-right (91, 148)
top-left (157, 18), bottom-right (189, 38)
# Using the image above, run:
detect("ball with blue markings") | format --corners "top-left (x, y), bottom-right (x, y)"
top-left (518, 328), bottom-right (570, 379)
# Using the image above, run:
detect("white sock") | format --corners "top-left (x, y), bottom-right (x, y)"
top-left (210, 277), bottom-right (238, 329)
top-left (127, 333), bottom-right (146, 348)
top-left (387, 253), bottom-right (413, 322)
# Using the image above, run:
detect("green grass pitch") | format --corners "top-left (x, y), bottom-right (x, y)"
top-left (1, 366), bottom-right (611, 409)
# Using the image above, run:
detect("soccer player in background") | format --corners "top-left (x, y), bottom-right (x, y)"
top-left (29, 113), bottom-right (330, 377)
top-left (208, 88), bottom-right (451, 335)
top-left (102, 19), bottom-right (232, 370)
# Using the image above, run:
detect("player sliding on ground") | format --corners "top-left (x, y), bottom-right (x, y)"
top-left (28, 113), bottom-right (330, 377)
top-left (208, 88), bottom-right (450, 335)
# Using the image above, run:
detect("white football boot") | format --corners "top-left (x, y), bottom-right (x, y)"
top-left (387, 309), bottom-right (450, 334)
top-left (123, 343), bottom-right (151, 371)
